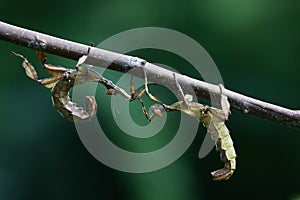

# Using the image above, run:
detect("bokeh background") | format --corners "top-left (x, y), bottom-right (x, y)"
top-left (1, 1), bottom-right (300, 200)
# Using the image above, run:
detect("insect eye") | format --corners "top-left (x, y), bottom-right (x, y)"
top-left (201, 107), bottom-right (210, 114)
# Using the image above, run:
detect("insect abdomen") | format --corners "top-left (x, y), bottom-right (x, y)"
top-left (210, 121), bottom-right (236, 181)
top-left (51, 79), bottom-right (97, 121)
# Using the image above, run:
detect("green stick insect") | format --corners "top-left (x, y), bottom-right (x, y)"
top-left (141, 70), bottom-right (237, 181)
top-left (13, 51), bottom-right (146, 121)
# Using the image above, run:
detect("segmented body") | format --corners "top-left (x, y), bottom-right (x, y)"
top-left (13, 52), bottom-right (105, 121)
top-left (13, 51), bottom-right (137, 121)
top-left (168, 100), bottom-right (236, 180)
top-left (51, 66), bottom-right (130, 121)
top-left (50, 67), bottom-right (99, 121)
top-left (144, 70), bottom-right (236, 181)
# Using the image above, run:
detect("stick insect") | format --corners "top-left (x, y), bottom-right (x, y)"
top-left (14, 50), bottom-right (236, 180)
top-left (141, 70), bottom-right (237, 181)
top-left (13, 51), bottom-right (146, 121)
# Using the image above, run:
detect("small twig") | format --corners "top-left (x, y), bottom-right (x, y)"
top-left (1, 21), bottom-right (300, 129)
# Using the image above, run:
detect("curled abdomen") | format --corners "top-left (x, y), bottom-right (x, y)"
top-left (209, 120), bottom-right (236, 181)
top-left (51, 79), bottom-right (97, 121)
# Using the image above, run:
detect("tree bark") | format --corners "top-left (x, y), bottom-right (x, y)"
top-left (1, 21), bottom-right (300, 129)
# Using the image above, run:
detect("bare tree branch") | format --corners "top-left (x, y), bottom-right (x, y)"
top-left (1, 21), bottom-right (300, 129)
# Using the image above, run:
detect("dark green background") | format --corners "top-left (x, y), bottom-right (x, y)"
top-left (1, 1), bottom-right (300, 200)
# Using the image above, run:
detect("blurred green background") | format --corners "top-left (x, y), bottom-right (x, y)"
top-left (1, 0), bottom-right (300, 200)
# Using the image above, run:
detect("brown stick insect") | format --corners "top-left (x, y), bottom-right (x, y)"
top-left (12, 51), bottom-right (146, 121)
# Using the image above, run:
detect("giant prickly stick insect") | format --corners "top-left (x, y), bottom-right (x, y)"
top-left (141, 70), bottom-right (237, 181)
top-left (14, 50), bottom-right (236, 181)
top-left (12, 51), bottom-right (146, 121)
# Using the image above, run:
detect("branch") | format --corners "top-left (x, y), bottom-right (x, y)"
top-left (1, 21), bottom-right (300, 129)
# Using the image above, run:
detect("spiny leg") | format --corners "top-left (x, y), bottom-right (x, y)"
top-left (143, 69), bottom-right (167, 107)
top-left (129, 75), bottom-right (161, 121)
top-left (173, 73), bottom-right (185, 101)
top-left (89, 72), bottom-right (151, 120)
top-left (139, 69), bottom-right (173, 121)
top-left (142, 69), bottom-right (197, 120)
top-left (74, 55), bottom-right (150, 119)
top-left (12, 51), bottom-right (65, 88)
top-left (12, 52), bottom-right (38, 81)
top-left (130, 76), bottom-right (147, 100)
top-left (172, 73), bottom-right (193, 107)
top-left (105, 75), bottom-right (155, 102)
top-left (103, 73), bottom-right (164, 121)
top-left (219, 84), bottom-right (231, 119)
top-left (129, 76), bottom-right (149, 119)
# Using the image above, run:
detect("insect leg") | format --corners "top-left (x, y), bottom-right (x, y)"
top-left (101, 78), bottom-right (132, 100)
top-left (219, 84), bottom-right (231, 119)
top-left (12, 51), bottom-right (38, 81)
top-left (173, 73), bottom-right (193, 107)
top-left (143, 69), bottom-right (168, 108)
top-left (12, 51), bottom-right (64, 88)
top-left (99, 73), bottom-right (163, 121)
top-left (139, 68), bottom-right (175, 121)
top-left (130, 76), bottom-right (147, 100)
top-left (173, 73), bottom-right (185, 101)
top-left (128, 76), bottom-right (155, 120)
